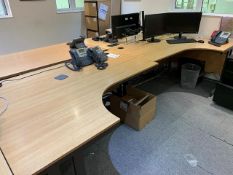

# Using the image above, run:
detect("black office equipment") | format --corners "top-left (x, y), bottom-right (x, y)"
top-left (66, 37), bottom-right (93, 71)
top-left (209, 31), bottom-right (231, 47)
top-left (66, 37), bottom-right (108, 71)
top-left (221, 57), bottom-right (233, 86)
top-left (144, 14), bottom-right (166, 43)
top-left (111, 13), bottom-right (141, 40)
top-left (67, 48), bottom-right (94, 71)
top-left (167, 38), bottom-right (196, 44)
top-left (214, 52), bottom-right (233, 110)
top-left (141, 11), bottom-right (145, 41)
top-left (165, 12), bottom-right (202, 44)
top-left (213, 83), bottom-right (233, 110)
top-left (68, 37), bottom-right (86, 49)
top-left (88, 46), bottom-right (108, 70)
top-left (197, 40), bottom-right (205, 43)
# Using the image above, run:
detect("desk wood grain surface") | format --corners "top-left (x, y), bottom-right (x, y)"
top-left (0, 38), bottom-right (232, 175)
top-left (0, 43), bottom-right (70, 80)
top-left (0, 151), bottom-right (12, 175)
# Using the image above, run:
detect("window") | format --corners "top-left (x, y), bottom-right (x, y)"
top-left (202, 0), bottom-right (233, 15)
top-left (173, 0), bottom-right (233, 15)
top-left (56, 0), bottom-right (84, 13)
top-left (173, 0), bottom-right (203, 11)
top-left (175, 0), bottom-right (198, 10)
top-left (0, 0), bottom-right (12, 18)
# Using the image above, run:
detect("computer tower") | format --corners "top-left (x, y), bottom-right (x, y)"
top-left (213, 83), bottom-right (233, 110)
top-left (213, 54), bottom-right (233, 110)
top-left (221, 57), bottom-right (233, 86)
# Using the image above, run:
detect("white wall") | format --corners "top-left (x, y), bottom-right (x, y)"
top-left (199, 15), bottom-right (221, 37)
top-left (121, 0), bottom-right (171, 14)
top-left (0, 0), bottom-right (85, 55)
top-left (121, 0), bottom-right (221, 38)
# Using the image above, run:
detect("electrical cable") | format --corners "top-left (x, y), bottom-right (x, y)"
top-left (0, 64), bottom-right (66, 116)
top-left (0, 97), bottom-right (9, 116)
top-left (0, 64), bottom-right (65, 86)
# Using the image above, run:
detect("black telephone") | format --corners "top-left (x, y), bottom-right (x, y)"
top-left (66, 37), bottom-right (108, 71)
top-left (88, 46), bottom-right (108, 70)
top-left (66, 37), bottom-right (93, 71)
top-left (209, 31), bottom-right (231, 47)
top-left (67, 48), bottom-right (94, 71)
top-left (68, 36), bottom-right (86, 49)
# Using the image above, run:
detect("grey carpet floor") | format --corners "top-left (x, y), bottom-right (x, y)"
top-left (82, 76), bottom-right (233, 175)
top-left (108, 92), bottom-right (233, 175)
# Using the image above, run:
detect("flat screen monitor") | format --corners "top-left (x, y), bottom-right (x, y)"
top-left (165, 12), bottom-right (202, 39)
top-left (111, 13), bottom-right (140, 40)
top-left (144, 13), bottom-right (166, 42)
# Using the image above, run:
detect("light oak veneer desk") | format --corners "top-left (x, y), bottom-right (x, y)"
top-left (0, 38), bottom-right (232, 175)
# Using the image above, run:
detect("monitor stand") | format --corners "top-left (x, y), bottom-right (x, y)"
top-left (147, 37), bottom-right (161, 43)
top-left (174, 33), bottom-right (187, 40)
top-left (107, 38), bottom-right (119, 47)
top-left (166, 33), bottom-right (196, 44)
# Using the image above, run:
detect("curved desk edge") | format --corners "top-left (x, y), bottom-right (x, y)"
top-left (0, 39), bottom-right (232, 175)
top-left (0, 39), bottom-right (232, 81)
top-left (0, 149), bottom-right (12, 175)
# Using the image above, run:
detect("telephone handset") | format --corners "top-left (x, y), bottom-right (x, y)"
top-left (88, 46), bottom-right (108, 70)
top-left (66, 37), bottom-right (93, 71)
top-left (68, 48), bottom-right (94, 71)
top-left (67, 36), bottom-right (86, 49)
top-left (66, 37), bottom-right (108, 71)
top-left (209, 31), bottom-right (231, 47)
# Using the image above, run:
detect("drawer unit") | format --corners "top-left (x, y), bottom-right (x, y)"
top-left (221, 57), bottom-right (233, 86)
top-left (86, 17), bottom-right (98, 31)
top-left (85, 2), bottom-right (97, 16)
top-left (224, 57), bottom-right (233, 71)
top-left (84, 0), bottom-right (121, 37)
top-left (221, 70), bottom-right (233, 86)
top-left (213, 51), bottom-right (233, 111)
top-left (87, 30), bottom-right (98, 38)
top-left (213, 83), bottom-right (233, 110)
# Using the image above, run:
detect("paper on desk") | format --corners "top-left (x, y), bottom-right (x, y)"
top-left (107, 53), bottom-right (120, 59)
top-left (98, 3), bottom-right (108, 21)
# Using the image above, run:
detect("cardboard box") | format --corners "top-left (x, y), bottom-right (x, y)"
top-left (110, 87), bottom-right (156, 131)
top-left (87, 30), bottom-right (98, 38)
top-left (85, 2), bottom-right (97, 16)
top-left (86, 17), bottom-right (98, 31)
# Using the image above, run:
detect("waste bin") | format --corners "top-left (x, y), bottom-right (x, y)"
top-left (181, 63), bottom-right (201, 89)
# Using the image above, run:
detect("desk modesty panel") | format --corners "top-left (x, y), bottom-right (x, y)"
top-left (0, 38), bottom-right (232, 175)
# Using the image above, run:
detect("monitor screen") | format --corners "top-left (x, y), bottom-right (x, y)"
top-left (144, 13), bottom-right (166, 40)
top-left (111, 13), bottom-right (140, 39)
top-left (165, 12), bottom-right (202, 34)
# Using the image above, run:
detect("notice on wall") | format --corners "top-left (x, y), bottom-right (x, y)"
top-left (98, 3), bottom-right (109, 21)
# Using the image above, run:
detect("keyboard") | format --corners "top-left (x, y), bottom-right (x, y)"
top-left (166, 38), bottom-right (197, 44)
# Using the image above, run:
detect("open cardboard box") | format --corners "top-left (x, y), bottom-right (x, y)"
top-left (110, 86), bottom-right (156, 131)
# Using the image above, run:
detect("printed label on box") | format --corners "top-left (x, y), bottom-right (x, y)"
top-left (120, 101), bottom-right (128, 112)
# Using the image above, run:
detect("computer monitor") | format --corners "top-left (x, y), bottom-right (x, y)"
top-left (111, 13), bottom-right (140, 40)
top-left (144, 14), bottom-right (166, 43)
top-left (165, 12), bottom-right (202, 40)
